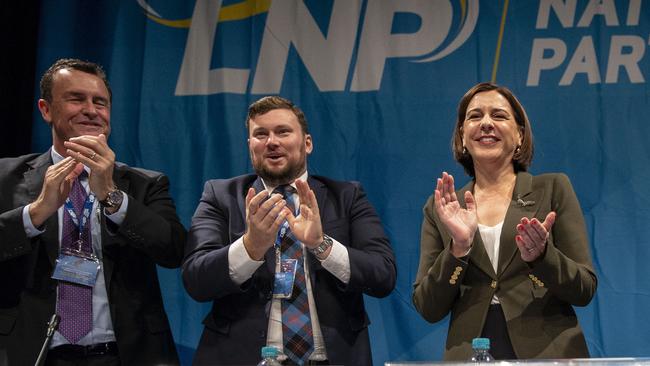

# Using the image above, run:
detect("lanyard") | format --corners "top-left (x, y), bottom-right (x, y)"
top-left (274, 208), bottom-right (300, 274)
top-left (63, 192), bottom-right (95, 240)
top-left (274, 204), bottom-right (299, 249)
top-left (275, 222), bottom-right (289, 247)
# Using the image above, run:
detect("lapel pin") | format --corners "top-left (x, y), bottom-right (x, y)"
top-left (516, 194), bottom-right (535, 207)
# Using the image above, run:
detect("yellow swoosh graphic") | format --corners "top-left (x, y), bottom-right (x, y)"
top-left (491, 0), bottom-right (510, 83)
top-left (145, 0), bottom-right (271, 28)
top-left (460, 0), bottom-right (466, 20)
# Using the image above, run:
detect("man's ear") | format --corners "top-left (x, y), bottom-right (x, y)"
top-left (37, 99), bottom-right (52, 124)
top-left (305, 134), bottom-right (313, 154)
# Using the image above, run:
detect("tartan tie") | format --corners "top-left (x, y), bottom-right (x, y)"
top-left (274, 185), bottom-right (314, 365)
top-left (56, 174), bottom-right (93, 344)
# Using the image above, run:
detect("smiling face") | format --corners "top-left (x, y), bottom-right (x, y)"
top-left (38, 68), bottom-right (111, 156)
top-left (248, 108), bottom-right (313, 186)
top-left (461, 90), bottom-right (522, 169)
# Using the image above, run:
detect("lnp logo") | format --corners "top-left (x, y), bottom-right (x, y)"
top-left (138, 0), bottom-right (479, 95)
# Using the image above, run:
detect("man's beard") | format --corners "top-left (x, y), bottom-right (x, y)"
top-left (253, 155), bottom-right (306, 187)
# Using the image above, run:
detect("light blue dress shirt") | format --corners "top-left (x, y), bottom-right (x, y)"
top-left (21, 148), bottom-right (129, 347)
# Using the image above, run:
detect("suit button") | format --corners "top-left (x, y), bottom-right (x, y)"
top-left (449, 279), bottom-right (457, 285)
top-left (491, 280), bottom-right (497, 289)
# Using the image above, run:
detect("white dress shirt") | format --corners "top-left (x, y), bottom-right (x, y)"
top-left (478, 221), bottom-right (504, 304)
top-left (227, 171), bottom-right (351, 361)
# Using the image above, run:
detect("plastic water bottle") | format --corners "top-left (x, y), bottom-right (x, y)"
top-left (257, 346), bottom-right (282, 366)
top-left (470, 338), bottom-right (494, 362)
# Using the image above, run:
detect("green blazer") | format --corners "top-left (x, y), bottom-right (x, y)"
top-left (412, 172), bottom-right (597, 360)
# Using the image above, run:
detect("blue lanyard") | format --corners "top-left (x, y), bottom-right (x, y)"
top-left (63, 192), bottom-right (95, 236)
top-left (274, 195), bottom-right (299, 250)
top-left (275, 222), bottom-right (290, 246)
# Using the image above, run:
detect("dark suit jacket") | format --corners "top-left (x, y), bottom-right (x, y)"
top-left (0, 150), bottom-right (186, 365)
top-left (413, 172), bottom-right (597, 360)
top-left (183, 174), bottom-right (396, 366)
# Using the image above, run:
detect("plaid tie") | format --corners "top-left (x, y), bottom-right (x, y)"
top-left (274, 185), bottom-right (314, 365)
top-left (56, 174), bottom-right (93, 344)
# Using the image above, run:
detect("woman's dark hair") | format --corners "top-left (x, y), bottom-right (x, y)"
top-left (452, 82), bottom-right (534, 177)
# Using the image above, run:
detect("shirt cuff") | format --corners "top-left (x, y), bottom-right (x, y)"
top-left (104, 192), bottom-right (128, 225)
top-left (22, 204), bottom-right (45, 238)
top-left (459, 245), bottom-right (472, 260)
top-left (228, 236), bottom-right (265, 285)
top-left (319, 237), bottom-right (350, 284)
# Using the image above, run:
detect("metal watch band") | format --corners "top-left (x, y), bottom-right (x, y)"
top-left (310, 234), bottom-right (333, 255)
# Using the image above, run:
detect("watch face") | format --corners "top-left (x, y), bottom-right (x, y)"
top-left (105, 190), bottom-right (123, 207)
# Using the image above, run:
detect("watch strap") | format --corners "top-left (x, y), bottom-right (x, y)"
top-left (310, 234), bottom-right (333, 256)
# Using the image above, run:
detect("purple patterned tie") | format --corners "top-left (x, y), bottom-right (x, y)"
top-left (275, 185), bottom-right (314, 365)
top-left (56, 175), bottom-right (93, 344)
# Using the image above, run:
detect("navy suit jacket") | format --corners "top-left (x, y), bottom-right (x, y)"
top-left (0, 150), bottom-right (186, 365)
top-left (183, 174), bottom-right (396, 365)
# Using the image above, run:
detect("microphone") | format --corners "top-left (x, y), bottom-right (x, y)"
top-left (46, 314), bottom-right (60, 337)
top-left (34, 314), bottom-right (60, 366)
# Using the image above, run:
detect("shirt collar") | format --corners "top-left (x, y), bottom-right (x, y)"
top-left (50, 146), bottom-right (91, 175)
top-left (261, 170), bottom-right (309, 194)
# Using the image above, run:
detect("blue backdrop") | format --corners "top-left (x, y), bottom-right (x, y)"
top-left (30, 0), bottom-right (650, 364)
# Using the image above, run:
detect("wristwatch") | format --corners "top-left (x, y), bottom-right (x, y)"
top-left (100, 189), bottom-right (124, 209)
top-left (310, 235), bottom-right (333, 256)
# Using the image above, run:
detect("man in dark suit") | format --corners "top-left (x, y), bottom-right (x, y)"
top-left (183, 96), bottom-right (396, 365)
top-left (0, 58), bottom-right (186, 365)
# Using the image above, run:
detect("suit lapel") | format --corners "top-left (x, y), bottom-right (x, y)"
top-left (496, 172), bottom-right (542, 275)
top-left (247, 177), bottom-right (278, 274)
top-left (306, 176), bottom-right (327, 283)
top-left (308, 176), bottom-right (327, 222)
top-left (24, 151), bottom-right (59, 266)
top-left (457, 181), bottom-right (497, 278)
top-left (101, 165), bottom-right (130, 293)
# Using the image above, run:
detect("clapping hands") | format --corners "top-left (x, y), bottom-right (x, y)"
top-left (434, 172), bottom-right (478, 258)
top-left (284, 179), bottom-right (323, 249)
top-left (515, 212), bottom-right (555, 262)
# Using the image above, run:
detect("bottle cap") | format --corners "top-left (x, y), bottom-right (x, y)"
top-left (472, 337), bottom-right (490, 350)
top-left (261, 346), bottom-right (278, 358)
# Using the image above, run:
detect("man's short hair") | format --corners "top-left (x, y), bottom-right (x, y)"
top-left (246, 96), bottom-right (309, 134)
top-left (40, 58), bottom-right (112, 103)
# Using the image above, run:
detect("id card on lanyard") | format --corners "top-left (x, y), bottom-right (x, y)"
top-left (51, 193), bottom-right (100, 287)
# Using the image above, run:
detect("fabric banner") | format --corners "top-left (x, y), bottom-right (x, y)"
top-left (32, 0), bottom-right (650, 363)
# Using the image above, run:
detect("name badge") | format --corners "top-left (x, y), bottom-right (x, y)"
top-left (273, 258), bottom-right (297, 299)
top-left (52, 253), bottom-right (100, 287)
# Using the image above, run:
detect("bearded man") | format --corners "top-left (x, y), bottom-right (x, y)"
top-left (182, 96), bottom-right (396, 366)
